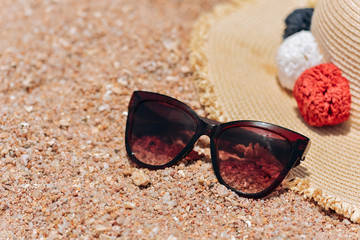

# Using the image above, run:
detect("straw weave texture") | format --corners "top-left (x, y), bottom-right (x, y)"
top-left (190, 0), bottom-right (360, 222)
top-left (312, 0), bottom-right (360, 128)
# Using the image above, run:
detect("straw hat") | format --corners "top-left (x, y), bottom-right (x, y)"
top-left (190, 0), bottom-right (360, 223)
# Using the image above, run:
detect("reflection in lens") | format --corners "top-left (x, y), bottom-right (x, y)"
top-left (129, 101), bottom-right (197, 166)
top-left (216, 126), bottom-right (292, 194)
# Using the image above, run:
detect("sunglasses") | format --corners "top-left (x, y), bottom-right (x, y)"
top-left (125, 91), bottom-right (310, 198)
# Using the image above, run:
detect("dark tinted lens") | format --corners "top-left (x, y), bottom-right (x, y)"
top-left (129, 100), bottom-right (197, 166)
top-left (216, 126), bottom-right (292, 194)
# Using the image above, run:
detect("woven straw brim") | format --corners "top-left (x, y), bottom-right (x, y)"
top-left (190, 0), bottom-right (360, 223)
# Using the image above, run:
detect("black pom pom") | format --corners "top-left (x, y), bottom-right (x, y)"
top-left (283, 8), bottom-right (314, 39)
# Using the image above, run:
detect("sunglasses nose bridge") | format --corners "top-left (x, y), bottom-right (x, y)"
top-left (199, 116), bottom-right (220, 137)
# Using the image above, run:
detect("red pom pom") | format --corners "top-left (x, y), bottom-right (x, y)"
top-left (293, 63), bottom-right (351, 127)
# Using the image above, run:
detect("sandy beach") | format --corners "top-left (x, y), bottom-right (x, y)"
top-left (0, 0), bottom-right (359, 239)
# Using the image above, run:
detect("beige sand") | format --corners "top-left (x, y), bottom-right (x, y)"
top-left (0, 0), bottom-right (359, 239)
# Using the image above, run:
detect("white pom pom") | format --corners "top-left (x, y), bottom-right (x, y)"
top-left (276, 31), bottom-right (323, 90)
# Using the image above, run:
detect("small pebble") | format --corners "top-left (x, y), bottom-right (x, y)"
top-left (132, 170), bottom-right (150, 187)
top-left (178, 170), bottom-right (185, 178)
top-left (167, 235), bottom-right (178, 240)
top-left (112, 225), bottom-right (122, 234)
top-left (116, 216), bottom-right (125, 225)
top-left (162, 192), bottom-right (171, 205)
top-left (95, 225), bottom-right (110, 233)
top-left (99, 234), bottom-right (112, 240)
top-left (154, 204), bottom-right (162, 211)
top-left (124, 202), bottom-right (136, 209)
top-left (19, 154), bottom-right (30, 166)
top-left (24, 105), bottom-right (34, 112)
top-left (215, 184), bottom-right (230, 198)
top-left (98, 104), bottom-right (110, 112)
top-left (245, 220), bottom-right (252, 228)
top-left (59, 119), bottom-right (70, 127)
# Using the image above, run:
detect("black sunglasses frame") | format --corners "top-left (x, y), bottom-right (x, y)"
top-left (125, 91), bottom-right (310, 198)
